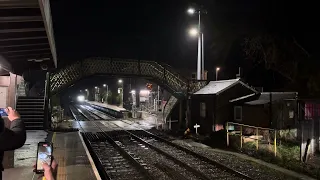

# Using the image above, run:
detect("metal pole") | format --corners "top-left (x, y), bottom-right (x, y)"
top-left (201, 33), bottom-right (204, 80)
top-left (216, 70), bottom-right (218, 81)
top-left (157, 86), bottom-right (160, 111)
top-left (121, 83), bottom-right (123, 107)
top-left (106, 85), bottom-right (109, 104)
top-left (197, 12), bottom-right (201, 80)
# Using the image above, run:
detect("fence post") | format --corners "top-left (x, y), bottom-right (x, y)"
top-left (256, 128), bottom-right (259, 150)
top-left (240, 125), bottom-right (243, 148)
top-left (274, 130), bottom-right (277, 157)
top-left (226, 122), bottom-right (229, 146)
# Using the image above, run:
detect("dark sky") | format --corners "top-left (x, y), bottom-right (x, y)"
top-left (50, 0), bottom-right (319, 89)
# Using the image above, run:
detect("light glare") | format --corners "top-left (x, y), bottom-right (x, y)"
top-left (140, 90), bottom-right (150, 95)
top-left (103, 84), bottom-right (106, 87)
top-left (187, 8), bottom-right (195, 14)
top-left (131, 90), bottom-right (136, 94)
top-left (189, 28), bottom-right (198, 37)
top-left (216, 67), bottom-right (220, 71)
top-left (77, 95), bottom-right (85, 102)
top-left (118, 79), bottom-right (123, 83)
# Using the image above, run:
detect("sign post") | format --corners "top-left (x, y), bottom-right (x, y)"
top-left (194, 124), bottom-right (200, 134)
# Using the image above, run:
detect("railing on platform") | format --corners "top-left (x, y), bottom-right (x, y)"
top-left (226, 122), bottom-right (277, 157)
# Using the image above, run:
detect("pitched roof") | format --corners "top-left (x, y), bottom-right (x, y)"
top-left (230, 92), bottom-right (298, 105)
top-left (194, 78), bottom-right (257, 95)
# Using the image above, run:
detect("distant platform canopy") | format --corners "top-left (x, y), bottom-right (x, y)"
top-left (230, 92), bottom-right (298, 105)
top-left (193, 78), bottom-right (257, 95)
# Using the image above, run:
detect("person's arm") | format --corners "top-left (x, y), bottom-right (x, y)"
top-left (0, 118), bottom-right (26, 151)
top-left (0, 107), bottom-right (26, 151)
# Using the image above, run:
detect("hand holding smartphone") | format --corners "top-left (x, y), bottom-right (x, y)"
top-left (35, 142), bottom-right (53, 174)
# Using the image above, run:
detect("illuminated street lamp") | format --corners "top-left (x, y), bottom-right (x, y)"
top-left (118, 79), bottom-right (123, 107)
top-left (187, 6), bottom-right (206, 80)
top-left (189, 28), bottom-right (198, 37)
top-left (187, 8), bottom-right (195, 15)
top-left (216, 67), bottom-right (220, 81)
top-left (95, 86), bottom-right (97, 89)
top-left (103, 84), bottom-right (106, 87)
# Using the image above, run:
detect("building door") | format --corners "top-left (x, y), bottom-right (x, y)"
top-left (0, 86), bottom-right (8, 108)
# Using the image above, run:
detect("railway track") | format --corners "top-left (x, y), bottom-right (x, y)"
top-left (73, 104), bottom-right (255, 180)
top-left (71, 105), bottom-right (153, 180)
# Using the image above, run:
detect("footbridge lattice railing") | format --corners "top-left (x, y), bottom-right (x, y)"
top-left (49, 57), bottom-right (206, 97)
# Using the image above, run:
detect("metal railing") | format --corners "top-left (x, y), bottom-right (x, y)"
top-left (226, 122), bottom-right (277, 157)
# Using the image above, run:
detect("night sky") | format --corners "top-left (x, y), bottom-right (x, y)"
top-left (50, 0), bottom-right (319, 91)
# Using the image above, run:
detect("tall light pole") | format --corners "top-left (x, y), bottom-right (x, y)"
top-left (188, 7), bottom-right (206, 80)
top-left (103, 84), bottom-right (108, 104)
top-left (216, 67), bottom-right (220, 81)
top-left (118, 79), bottom-right (123, 107)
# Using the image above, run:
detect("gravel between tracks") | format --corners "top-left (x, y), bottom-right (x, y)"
top-left (122, 138), bottom-right (199, 180)
top-left (173, 140), bottom-right (299, 180)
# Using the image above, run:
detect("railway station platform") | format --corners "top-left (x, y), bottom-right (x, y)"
top-left (3, 131), bottom-right (99, 180)
top-left (87, 101), bottom-right (127, 112)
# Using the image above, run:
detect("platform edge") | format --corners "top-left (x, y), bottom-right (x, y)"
top-left (78, 131), bottom-right (102, 180)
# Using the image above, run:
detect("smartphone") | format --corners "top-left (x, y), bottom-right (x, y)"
top-left (35, 142), bottom-right (53, 174)
top-left (0, 108), bottom-right (7, 117)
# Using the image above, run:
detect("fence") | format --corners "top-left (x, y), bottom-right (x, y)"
top-left (226, 122), bottom-right (278, 157)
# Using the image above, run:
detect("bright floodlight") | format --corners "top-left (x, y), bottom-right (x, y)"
top-left (118, 79), bottom-right (123, 83)
top-left (189, 28), bottom-right (198, 37)
top-left (216, 67), bottom-right (220, 71)
top-left (103, 84), bottom-right (106, 87)
top-left (131, 90), bottom-right (136, 94)
top-left (77, 95), bottom-right (85, 102)
top-left (187, 8), bottom-right (195, 14)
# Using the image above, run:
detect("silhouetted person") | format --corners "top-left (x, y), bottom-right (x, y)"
top-left (0, 107), bottom-right (26, 179)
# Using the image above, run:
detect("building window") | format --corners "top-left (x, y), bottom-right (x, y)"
top-left (200, 102), bottom-right (206, 118)
top-left (234, 106), bottom-right (242, 121)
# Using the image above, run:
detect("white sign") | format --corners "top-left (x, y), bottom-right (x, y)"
top-left (194, 124), bottom-right (200, 134)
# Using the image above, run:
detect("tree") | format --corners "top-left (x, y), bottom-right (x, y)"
top-left (242, 34), bottom-right (309, 82)
top-left (242, 33), bottom-right (320, 97)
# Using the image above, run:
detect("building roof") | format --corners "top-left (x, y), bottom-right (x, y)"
top-left (230, 92), bottom-right (298, 105)
top-left (194, 78), bottom-right (257, 95)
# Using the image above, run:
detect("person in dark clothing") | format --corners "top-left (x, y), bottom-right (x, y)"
top-left (0, 107), bottom-right (26, 179)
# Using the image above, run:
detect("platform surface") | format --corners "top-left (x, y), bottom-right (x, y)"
top-left (3, 131), bottom-right (99, 180)
top-left (3, 131), bottom-right (47, 180)
top-left (53, 131), bottom-right (99, 180)
top-left (87, 101), bottom-right (126, 112)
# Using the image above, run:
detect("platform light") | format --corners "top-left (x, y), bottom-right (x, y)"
top-left (85, 89), bottom-right (88, 91)
top-left (77, 95), bottom-right (85, 102)
top-left (103, 84), bottom-right (106, 87)
top-left (118, 79), bottom-right (123, 83)
top-left (95, 86), bottom-right (98, 89)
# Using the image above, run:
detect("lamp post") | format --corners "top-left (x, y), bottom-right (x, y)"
top-left (216, 67), bottom-right (220, 81)
top-left (118, 79), bottom-right (123, 107)
top-left (188, 7), bottom-right (206, 80)
top-left (103, 84), bottom-right (108, 104)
